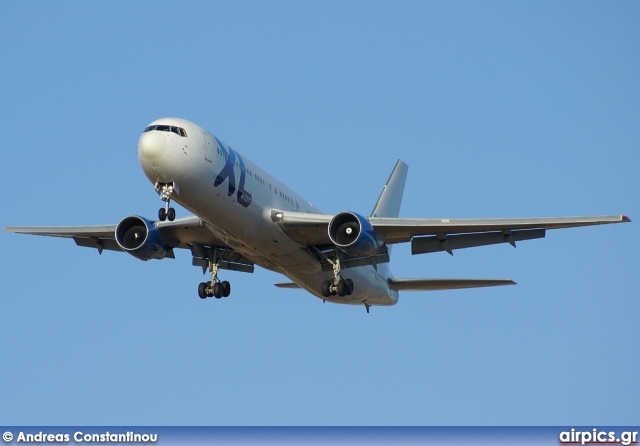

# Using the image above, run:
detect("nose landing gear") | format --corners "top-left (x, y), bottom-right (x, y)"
top-left (156, 183), bottom-right (176, 221)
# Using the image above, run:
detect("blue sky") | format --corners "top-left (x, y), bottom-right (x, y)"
top-left (1, 1), bottom-right (638, 426)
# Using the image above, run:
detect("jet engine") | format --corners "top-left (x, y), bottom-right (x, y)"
top-left (115, 216), bottom-right (167, 260)
top-left (328, 212), bottom-right (381, 257)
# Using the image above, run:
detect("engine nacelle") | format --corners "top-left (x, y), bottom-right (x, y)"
top-left (328, 211), bottom-right (381, 257)
top-left (115, 216), bottom-right (167, 260)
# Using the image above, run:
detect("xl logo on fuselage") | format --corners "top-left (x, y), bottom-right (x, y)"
top-left (213, 136), bottom-right (252, 207)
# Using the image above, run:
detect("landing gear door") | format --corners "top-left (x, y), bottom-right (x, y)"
top-left (203, 132), bottom-right (214, 162)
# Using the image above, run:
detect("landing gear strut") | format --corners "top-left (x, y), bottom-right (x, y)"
top-left (321, 257), bottom-right (354, 298)
top-left (197, 257), bottom-right (231, 299)
top-left (156, 183), bottom-right (176, 221)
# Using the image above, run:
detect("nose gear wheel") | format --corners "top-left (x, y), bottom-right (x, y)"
top-left (155, 182), bottom-right (176, 221)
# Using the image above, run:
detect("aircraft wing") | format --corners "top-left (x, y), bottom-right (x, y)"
top-left (273, 211), bottom-right (630, 254)
top-left (4, 216), bottom-right (255, 272)
top-left (368, 214), bottom-right (631, 244)
top-left (4, 215), bottom-right (214, 251)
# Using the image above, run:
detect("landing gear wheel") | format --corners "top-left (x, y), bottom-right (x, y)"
top-left (213, 282), bottom-right (223, 299)
top-left (221, 281), bottom-right (231, 297)
top-left (321, 280), bottom-right (331, 298)
top-left (337, 279), bottom-right (347, 297)
top-left (156, 183), bottom-right (175, 222)
top-left (198, 282), bottom-right (208, 299)
top-left (345, 279), bottom-right (354, 295)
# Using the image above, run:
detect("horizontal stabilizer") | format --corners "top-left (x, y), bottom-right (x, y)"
top-left (274, 282), bottom-right (302, 289)
top-left (388, 278), bottom-right (516, 291)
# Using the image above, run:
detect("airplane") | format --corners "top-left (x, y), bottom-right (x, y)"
top-left (4, 118), bottom-right (630, 313)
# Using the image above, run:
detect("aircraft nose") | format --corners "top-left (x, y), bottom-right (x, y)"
top-left (138, 131), bottom-right (166, 159)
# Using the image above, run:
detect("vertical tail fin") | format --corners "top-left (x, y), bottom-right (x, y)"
top-left (370, 160), bottom-right (408, 218)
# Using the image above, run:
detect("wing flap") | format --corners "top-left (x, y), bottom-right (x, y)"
top-left (389, 278), bottom-right (516, 291)
top-left (374, 215), bottom-right (630, 244)
top-left (192, 257), bottom-right (254, 273)
top-left (411, 228), bottom-right (545, 255)
top-left (73, 236), bottom-right (122, 253)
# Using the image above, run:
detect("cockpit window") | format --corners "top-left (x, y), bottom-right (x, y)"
top-left (143, 124), bottom-right (187, 137)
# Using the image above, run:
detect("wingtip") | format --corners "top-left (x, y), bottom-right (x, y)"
top-left (622, 215), bottom-right (631, 223)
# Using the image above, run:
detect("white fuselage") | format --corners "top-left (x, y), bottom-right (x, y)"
top-left (138, 118), bottom-right (398, 306)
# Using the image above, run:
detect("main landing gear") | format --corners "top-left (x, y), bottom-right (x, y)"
top-left (321, 257), bottom-right (354, 298)
top-left (197, 258), bottom-right (232, 299)
top-left (198, 281), bottom-right (230, 299)
top-left (156, 183), bottom-right (176, 221)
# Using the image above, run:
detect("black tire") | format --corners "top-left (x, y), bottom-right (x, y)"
top-left (213, 283), bottom-right (223, 299)
top-left (221, 281), bottom-right (231, 297)
top-left (345, 279), bottom-right (354, 295)
top-left (321, 280), bottom-right (331, 297)
top-left (198, 282), bottom-right (208, 299)
top-left (337, 279), bottom-right (346, 297)
top-left (167, 207), bottom-right (176, 221)
top-left (158, 207), bottom-right (166, 221)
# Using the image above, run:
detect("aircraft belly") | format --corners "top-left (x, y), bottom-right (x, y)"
top-left (170, 173), bottom-right (319, 273)
top-left (167, 143), bottom-right (397, 307)
top-left (285, 266), bottom-right (397, 306)
top-left (174, 183), bottom-right (395, 305)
